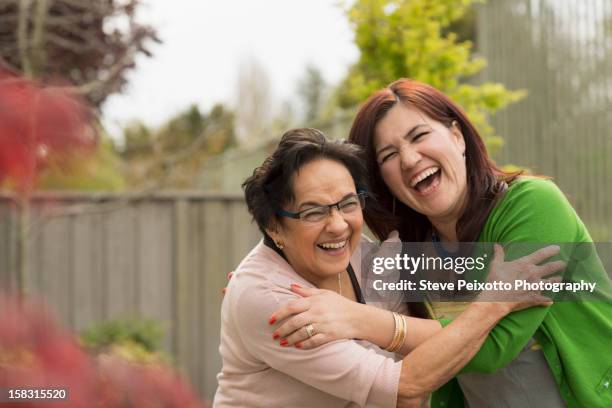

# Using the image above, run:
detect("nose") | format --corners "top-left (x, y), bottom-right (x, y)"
top-left (325, 208), bottom-right (348, 234)
top-left (399, 144), bottom-right (421, 170)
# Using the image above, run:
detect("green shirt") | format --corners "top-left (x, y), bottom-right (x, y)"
top-left (431, 178), bottom-right (612, 407)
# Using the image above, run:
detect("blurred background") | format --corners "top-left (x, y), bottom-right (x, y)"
top-left (0, 0), bottom-right (610, 404)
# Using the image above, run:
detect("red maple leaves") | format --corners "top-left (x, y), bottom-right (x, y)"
top-left (0, 65), bottom-right (94, 195)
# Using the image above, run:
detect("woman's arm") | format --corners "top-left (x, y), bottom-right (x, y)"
top-left (395, 243), bottom-right (564, 405)
top-left (395, 301), bottom-right (509, 406)
top-left (271, 244), bottom-right (563, 355)
top-left (272, 288), bottom-right (441, 354)
top-left (458, 179), bottom-right (584, 373)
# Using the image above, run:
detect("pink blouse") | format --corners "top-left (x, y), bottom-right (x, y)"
top-left (213, 238), bottom-right (402, 408)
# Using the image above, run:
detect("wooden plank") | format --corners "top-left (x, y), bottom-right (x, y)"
top-left (173, 199), bottom-right (191, 369)
top-left (103, 205), bottom-right (137, 320)
top-left (0, 202), bottom-right (16, 292)
top-left (37, 211), bottom-right (72, 326)
top-left (136, 201), bottom-right (174, 351)
top-left (229, 200), bottom-right (260, 267)
top-left (71, 210), bottom-right (103, 331)
top-left (201, 200), bottom-right (230, 399)
top-left (189, 200), bottom-right (206, 395)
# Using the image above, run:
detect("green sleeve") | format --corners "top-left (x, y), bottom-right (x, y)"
top-left (460, 178), bottom-right (586, 373)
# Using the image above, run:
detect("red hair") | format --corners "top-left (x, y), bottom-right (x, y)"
top-left (348, 79), bottom-right (519, 241)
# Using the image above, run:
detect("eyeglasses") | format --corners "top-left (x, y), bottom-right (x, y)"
top-left (276, 192), bottom-right (367, 223)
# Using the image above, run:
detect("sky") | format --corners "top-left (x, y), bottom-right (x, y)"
top-left (102, 0), bottom-right (359, 139)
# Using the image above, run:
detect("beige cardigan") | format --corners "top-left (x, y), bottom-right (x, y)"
top-left (213, 238), bottom-right (402, 408)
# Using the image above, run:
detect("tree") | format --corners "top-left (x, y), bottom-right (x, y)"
top-left (338, 0), bottom-right (525, 155)
top-left (233, 59), bottom-right (273, 147)
top-left (37, 136), bottom-right (126, 191)
top-left (297, 65), bottom-right (327, 125)
top-left (121, 104), bottom-right (237, 188)
top-left (0, 65), bottom-right (93, 195)
top-left (0, 65), bottom-right (94, 294)
top-left (0, 0), bottom-right (159, 108)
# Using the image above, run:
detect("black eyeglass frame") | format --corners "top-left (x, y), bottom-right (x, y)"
top-left (275, 190), bottom-right (368, 221)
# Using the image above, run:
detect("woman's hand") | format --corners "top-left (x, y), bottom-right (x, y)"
top-left (221, 271), bottom-right (233, 296)
top-left (268, 285), bottom-right (365, 349)
top-left (478, 244), bottom-right (565, 313)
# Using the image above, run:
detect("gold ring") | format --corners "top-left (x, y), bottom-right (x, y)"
top-left (305, 324), bottom-right (316, 338)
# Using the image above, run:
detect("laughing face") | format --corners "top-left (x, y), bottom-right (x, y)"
top-left (266, 158), bottom-right (363, 286)
top-left (374, 102), bottom-right (468, 226)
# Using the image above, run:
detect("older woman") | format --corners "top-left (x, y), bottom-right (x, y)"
top-left (213, 128), bottom-right (561, 408)
top-left (278, 80), bottom-right (611, 407)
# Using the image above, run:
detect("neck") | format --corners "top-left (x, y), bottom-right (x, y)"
top-left (430, 218), bottom-right (458, 242)
top-left (430, 189), bottom-right (468, 242)
top-left (314, 271), bottom-right (343, 295)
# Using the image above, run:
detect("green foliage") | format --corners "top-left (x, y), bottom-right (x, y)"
top-left (37, 136), bottom-right (126, 191)
top-left (338, 0), bottom-right (525, 156)
top-left (80, 318), bottom-right (171, 366)
top-left (298, 65), bottom-right (327, 124)
top-left (120, 103), bottom-right (237, 187)
top-left (80, 318), bottom-right (164, 354)
top-left (122, 121), bottom-right (154, 160)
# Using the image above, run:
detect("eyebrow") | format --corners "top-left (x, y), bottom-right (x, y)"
top-left (297, 192), bottom-right (356, 210)
top-left (375, 124), bottom-right (429, 158)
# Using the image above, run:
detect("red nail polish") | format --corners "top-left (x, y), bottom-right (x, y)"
top-left (268, 316), bottom-right (276, 325)
top-left (272, 332), bottom-right (280, 340)
top-left (280, 339), bottom-right (288, 347)
top-left (290, 284), bottom-right (302, 289)
top-left (295, 342), bottom-right (302, 349)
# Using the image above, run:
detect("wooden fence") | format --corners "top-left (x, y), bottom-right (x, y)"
top-left (476, 0), bottom-right (612, 239)
top-left (0, 192), bottom-right (262, 401)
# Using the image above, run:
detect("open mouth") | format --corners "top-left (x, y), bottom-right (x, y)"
top-left (410, 167), bottom-right (441, 194)
top-left (316, 240), bottom-right (348, 253)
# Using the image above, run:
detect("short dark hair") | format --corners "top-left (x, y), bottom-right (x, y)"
top-left (243, 128), bottom-right (369, 235)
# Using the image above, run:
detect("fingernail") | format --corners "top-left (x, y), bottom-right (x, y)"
top-left (268, 316), bottom-right (276, 325)
top-left (290, 284), bottom-right (302, 289)
top-left (295, 342), bottom-right (302, 349)
top-left (272, 332), bottom-right (280, 340)
top-left (280, 339), bottom-right (288, 347)
top-left (227, 271), bottom-right (233, 279)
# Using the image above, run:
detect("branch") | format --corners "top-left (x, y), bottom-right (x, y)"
top-left (57, 0), bottom-right (110, 14)
top-left (0, 56), bottom-right (20, 73)
top-left (45, 18), bottom-right (109, 51)
top-left (0, 14), bottom-right (19, 25)
top-left (75, 47), bottom-right (134, 95)
top-left (31, 0), bottom-right (50, 75)
top-left (17, 0), bottom-right (32, 77)
top-left (45, 31), bottom-right (93, 53)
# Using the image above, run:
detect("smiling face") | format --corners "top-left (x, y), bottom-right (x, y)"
top-left (374, 103), bottom-right (468, 226)
top-left (266, 158), bottom-right (363, 286)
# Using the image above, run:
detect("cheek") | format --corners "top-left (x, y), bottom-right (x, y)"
top-left (351, 212), bottom-right (364, 234)
top-left (379, 165), bottom-right (401, 192)
top-left (447, 154), bottom-right (467, 182)
top-left (282, 224), bottom-right (316, 249)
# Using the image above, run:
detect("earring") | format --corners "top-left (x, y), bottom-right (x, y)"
top-left (274, 240), bottom-right (284, 249)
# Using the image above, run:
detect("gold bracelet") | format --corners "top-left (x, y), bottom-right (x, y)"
top-left (384, 312), bottom-right (399, 352)
top-left (386, 313), bottom-right (407, 353)
top-left (396, 314), bottom-right (407, 352)
top-left (394, 313), bottom-right (405, 352)
top-left (385, 312), bottom-right (405, 352)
